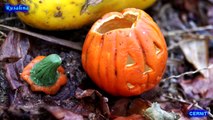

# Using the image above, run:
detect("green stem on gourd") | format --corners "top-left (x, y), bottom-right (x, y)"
top-left (30, 54), bottom-right (62, 86)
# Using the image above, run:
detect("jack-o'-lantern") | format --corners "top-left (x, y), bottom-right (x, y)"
top-left (82, 8), bottom-right (168, 96)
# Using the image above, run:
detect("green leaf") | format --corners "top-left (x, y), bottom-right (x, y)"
top-left (144, 103), bottom-right (180, 120)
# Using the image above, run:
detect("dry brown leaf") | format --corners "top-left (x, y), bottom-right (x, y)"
top-left (180, 57), bottom-right (213, 99)
top-left (180, 70), bottom-right (213, 99)
top-left (180, 39), bottom-right (209, 77)
top-left (111, 98), bottom-right (150, 119)
top-left (127, 99), bottom-right (150, 116)
top-left (75, 88), bottom-right (111, 118)
top-left (207, 2), bottom-right (213, 25)
top-left (111, 98), bottom-right (130, 116)
top-left (44, 106), bottom-right (84, 120)
top-left (114, 114), bottom-right (145, 120)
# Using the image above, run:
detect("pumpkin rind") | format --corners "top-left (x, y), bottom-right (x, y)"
top-left (21, 55), bottom-right (67, 95)
top-left (82, 8), bottom-right (168, 96)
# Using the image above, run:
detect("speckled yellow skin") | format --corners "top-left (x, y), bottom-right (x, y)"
top-left (9, 0), bottom-right (156, 30)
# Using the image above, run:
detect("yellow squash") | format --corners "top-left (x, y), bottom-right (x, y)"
top-left (9, 0), bottom-right (156, 30)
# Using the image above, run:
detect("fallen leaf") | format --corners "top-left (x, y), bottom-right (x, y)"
top-left (5, 60), bottom-right (25, 90)
top-left (111, 98), bottom-right (130, 116)
top-left (183, 0), bottom-right (198, 13)
top-left (209, 0), bottom-right (213, 3)
top-left (111, 98), bottom-right (150, 119)
top-left (172, 0), bottom-right (198, 12)
top-left (44, 106), bottom-right (84, 120)
top-left (180, 74), bottom-right (213, 99)
top-left (207, 5), bottom-right (213, 25)
top-left (180, 57), bottom-right (213, 100)
top-left (114, 114), bottom-right (145, 120)
top-left (180, 39), bottom-right (209, 77)
top-left (75, 88), bottom-right (110, 118)
top-left (127, 98), bottom-right (150, 116)
top-left (0, 31), bottom-right (30, 62)
top-left (144, 103), bottom-right (180, 120)
top-left (0, 31), bottom-right (31, 90)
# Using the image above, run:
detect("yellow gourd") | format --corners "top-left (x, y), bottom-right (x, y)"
top-left (9, 0), bottom-right (156, 30)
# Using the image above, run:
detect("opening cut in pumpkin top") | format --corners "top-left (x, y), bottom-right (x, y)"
top-left (96, 14), bottom-right (137, 34)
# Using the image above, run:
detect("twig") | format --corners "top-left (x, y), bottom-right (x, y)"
top-left (163, 95), bottom-right (213, 118)
top-left (164, 25), bottom-right (213, 36)
top-left (167, 39), bottom-right (193, 51)
top-left (0, 17), bottom-right (17, 23)
top-left (167, 38), bottom-right (211, 51)
top-left (0, 24), bottom-right (82, 51)
top-left (162, 64), bottom-right (213, 81)
top-left (163, 95), bottom-right (191, 104)
top-left (0, 31), bottom-right (7, 38)
top-left (183, 33), bottom-right (213, 40)
top-left (0, 31), bottom-right (7, 43)
top-left (167, 34), bottom-right (213, 51)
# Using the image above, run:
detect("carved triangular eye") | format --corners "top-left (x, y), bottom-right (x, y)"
top-left (143, 64), bottom-right (152, 74)
top-left (127, 83), bottom-right (135, 89)
top-left (126, 55), bottom-right (135, 67)
top-left (154, 43), bottom-right (161, 55)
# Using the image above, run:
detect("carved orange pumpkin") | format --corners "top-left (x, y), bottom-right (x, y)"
top-left (82, 8), bottom-right (168, 96)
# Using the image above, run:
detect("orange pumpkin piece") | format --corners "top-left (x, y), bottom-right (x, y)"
top-left (21, 54), bottom-right (67, 95)
top-left (82, 8), bottom-right (168, 96)
top-left (114, 114), bottom-right (144, 120)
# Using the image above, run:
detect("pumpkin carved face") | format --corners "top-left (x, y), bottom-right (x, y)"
top-left (82, 8), bottom-right (168, 96)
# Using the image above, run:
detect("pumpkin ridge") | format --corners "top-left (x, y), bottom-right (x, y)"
top-left (136, 24), bottom-right (158, 70)
top-left (134, 28), bottom-right (149, 89)
top-left (86, 34), bottom-right (103, 89)
top-left (136, 25), bottom-right (166, 86)
top-left (101, 33), bottom-right (112, 92)
top-left (133, 29), bottom-right (145, 63)
top-left (141, 16), bottom-right (163, 41)
top-left (84, 34), bottom-right (95, 70)
top-left (144, 26), bottom-right (165, 56)
top-left (125, 31), bottom-right (150, 91)
top-left (97, 34), bottom-right (106, 90)
top-left (113, 32), bottom-right (119, 95)
top-left (103, 32), bottom-right (119, 95)
top-left (115, 30), bottom-right (128, 95)
top-left (107, 36), bottom-right (115, 94)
